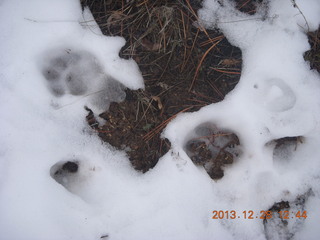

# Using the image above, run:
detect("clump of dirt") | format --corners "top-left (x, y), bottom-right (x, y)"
top-left (53, 161), bottom-right (79, 176)
top-left (263, 190), bottom-right (313, 240)
top-left (273, 136), bottom-right (304, 149)
top-left (304, 28), bottom-right (320, 73)
top-left (86, 98), bottom-right (171, 171)
top-left (82, 0), bottom-right (243, 172)
top-left (184, 124), bottom-right (241, 179)
top-left (233, 0), bottom-right (264, 15)
top-left (268, 201), bottom-right (290, 213)
top-left (61, 161), bottom-right (79, 173)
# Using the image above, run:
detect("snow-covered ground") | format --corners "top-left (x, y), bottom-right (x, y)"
top-left (0, 0), bottom-right (320, 239)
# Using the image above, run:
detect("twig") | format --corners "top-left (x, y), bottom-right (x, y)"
top-left (291, 0), bottom-right (310, 32)
top-left (143, 107), bottom-right (192, 141)
top-left (189, 38), bottom-right (224, 91)
top-left (210, 67), bottom-right (241, 75)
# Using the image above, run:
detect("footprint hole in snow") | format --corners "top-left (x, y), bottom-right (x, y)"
top-left (184, 122), bottom-right (241, 180)
top-left (267, 136), bottom-right (304, 162)
top-left (263, 189), bottom-right (313, 240)
top-left (50, 160), bottom-right (80, 190)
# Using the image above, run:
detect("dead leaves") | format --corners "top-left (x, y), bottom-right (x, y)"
top-left (141, 38), bottom-right (161, 51)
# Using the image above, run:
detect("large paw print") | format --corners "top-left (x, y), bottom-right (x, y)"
top-left (184, 123), bottom-right (241, 180)
top-left (41, 48), bottom-right (126, 110)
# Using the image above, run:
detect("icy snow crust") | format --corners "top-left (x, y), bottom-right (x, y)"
top-left (0, 0), bottom-right (320, 239)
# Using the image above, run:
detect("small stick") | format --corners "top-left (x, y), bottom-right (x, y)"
top-left (210, 67), bottom-right (241, 75)
top-left (291, 0), bottom-right (310, 32)
top-left (143, 107), bottom-right (192, 141)
top-left (189, 38), bottom-right (223, 91)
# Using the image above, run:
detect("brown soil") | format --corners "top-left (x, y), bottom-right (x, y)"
top-left (305, 29), bottom-right (320, 73)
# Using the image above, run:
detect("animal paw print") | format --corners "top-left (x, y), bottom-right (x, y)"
top-left (41, 48), bottom-right (126, 110)
top-left (184, 123), bottom-right (241, 180)
top-left (50, 160), bottom-right (80, 188)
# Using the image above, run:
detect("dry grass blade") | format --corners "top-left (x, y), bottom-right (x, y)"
top-left (210, 68), bottom-right (241, 75)
top-left (143, 107), bottom-right (192, 142)
top-left (238, 0), bottom-right (251, 10)
top-left (189, 37), bottom-right (224, 91)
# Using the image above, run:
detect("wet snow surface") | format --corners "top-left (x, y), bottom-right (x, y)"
top-left (1, 0), bottom-right (320, 239)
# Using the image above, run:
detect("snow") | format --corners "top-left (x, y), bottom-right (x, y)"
top-left (0, 0), bottom-right (320, 239)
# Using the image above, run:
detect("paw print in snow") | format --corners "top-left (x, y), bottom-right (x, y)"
top-left (41, 48), bottom-right (126, 110)
top-left (50, 160), bottom-right (80, 188)
top-left (184, 123), bottom-right (241, 180)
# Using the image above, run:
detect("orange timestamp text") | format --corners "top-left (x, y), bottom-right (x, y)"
top-left (212, 210), bottom-right (307, 220)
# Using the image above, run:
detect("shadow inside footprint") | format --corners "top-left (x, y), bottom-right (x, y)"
top-left (50, 160), bottom-right (80, 190)
top-left (41, 50), bottom-right (83, 97)
top-left (65, 72), bottom-right (88, 96)
top-left (40, 48), bottom-right (126, 112)
top-left (184, 123), bottom-right (241, 180)
top-left (267, 136), bottom-right (304, 162)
